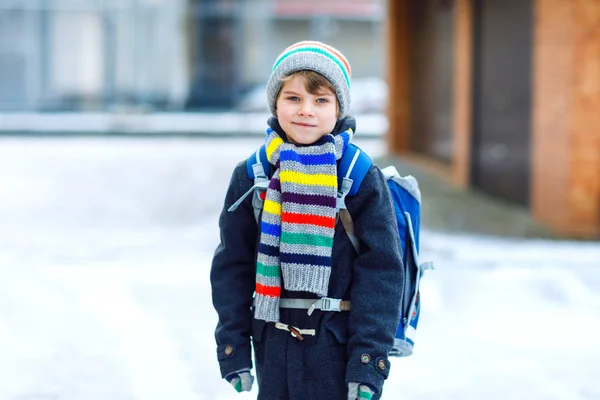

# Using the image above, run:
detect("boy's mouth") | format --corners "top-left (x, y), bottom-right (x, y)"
top-left (292, 122), bottom-right (317, 128)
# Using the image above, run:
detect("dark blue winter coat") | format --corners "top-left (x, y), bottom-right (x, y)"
top-left (210, 118), bottom-right (404, 399)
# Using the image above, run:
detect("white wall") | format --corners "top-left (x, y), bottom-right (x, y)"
top-left (50, 11), bottom-right (104, 97)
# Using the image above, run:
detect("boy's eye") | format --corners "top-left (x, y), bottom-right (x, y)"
top-left (287, 96), bottom-right (300, 101)
top-left (316, 98), bottom-right (329, 103)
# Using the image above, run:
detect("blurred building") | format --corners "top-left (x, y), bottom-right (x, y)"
top-left (0, 0), bottom-right (189, 111)
top-left (387, 0), bottom-right (600, 238)
top-left (185, 0), bottom-right (386, 109)
top-left (0, 0), bottom-right (385, 111)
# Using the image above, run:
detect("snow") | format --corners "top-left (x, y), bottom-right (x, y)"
top-left (1, 137), bottom-right (599, 399)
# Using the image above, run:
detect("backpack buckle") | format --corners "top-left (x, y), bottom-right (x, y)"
top-left (307, 297), bottom-right (342, 316)
top-left (320, 297), bottom-right (341, 312)
top-left (336, 177), bottom-right (353, 210)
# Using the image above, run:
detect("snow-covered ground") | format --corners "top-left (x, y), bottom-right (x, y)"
top-left (1, 137), bottom-right (599, 400)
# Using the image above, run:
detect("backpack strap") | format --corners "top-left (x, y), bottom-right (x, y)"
top-left (246, 145), bottom-right (270, 182)
top-left (336, 144), bottom-right (373, 253)
top-left (337, 143), bottom-right (374, 200)
top-left (228, 145), bottom-right (270, 222)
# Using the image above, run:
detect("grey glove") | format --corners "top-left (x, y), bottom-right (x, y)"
top-left (225, 369), bottom-right (254, 393)
top-left (348, 382), bottom-right (375, 400)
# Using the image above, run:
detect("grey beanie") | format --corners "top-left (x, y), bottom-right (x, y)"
top-left (266, 41), bottom-right (352, 118)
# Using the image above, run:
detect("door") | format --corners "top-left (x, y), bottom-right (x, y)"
top-left (410, 0), bottom-right (454, 163)
top-left (187, 0), bottom-right (240, 109)
top-left (471, 0), bottom-right (533, 206)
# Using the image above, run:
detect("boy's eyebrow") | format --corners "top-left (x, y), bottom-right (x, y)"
top-left (314, 91), bottom-right (335, 97)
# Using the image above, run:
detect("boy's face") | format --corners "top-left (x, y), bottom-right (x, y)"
top-left (275, 74), bottom-right (338, 145)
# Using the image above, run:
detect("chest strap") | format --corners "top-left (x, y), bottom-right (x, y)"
top-left (253, 297), bottom-right (351, 316)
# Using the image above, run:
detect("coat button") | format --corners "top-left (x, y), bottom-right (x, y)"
top-left (360, 354), bottom-right (371, 364)
top-left (377, 359), bottom-right (387, 370)
top-left (224, 345), bottom-right (234, 356)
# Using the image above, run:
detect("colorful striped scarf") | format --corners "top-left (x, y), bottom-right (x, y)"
top-left (254, 127), bottom-right (353, 322)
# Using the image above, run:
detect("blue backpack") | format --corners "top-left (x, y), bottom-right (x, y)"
top-left (232, 143), bottom-right (433, 357)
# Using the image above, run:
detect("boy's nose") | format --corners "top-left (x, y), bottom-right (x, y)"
top-left (298, 104), bottom-right (315, 117)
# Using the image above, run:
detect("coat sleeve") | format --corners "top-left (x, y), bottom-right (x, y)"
top-left (344, 166), bottom-right (405, 392)
top-left (210, 161), bottom-right (258, 378)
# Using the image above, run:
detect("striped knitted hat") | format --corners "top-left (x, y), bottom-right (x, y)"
top-left (266, 41), bottom-right (352, 118)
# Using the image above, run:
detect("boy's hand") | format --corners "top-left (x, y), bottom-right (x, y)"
top-left (348, 382), bottom-right (375, 400)
top-left (225, 369), bottom-right (254, 393)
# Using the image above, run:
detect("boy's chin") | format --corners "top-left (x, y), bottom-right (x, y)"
top-left (286, 129), bottom-right (330, 145)
top-left (289, 135), bottom-right (324, 146)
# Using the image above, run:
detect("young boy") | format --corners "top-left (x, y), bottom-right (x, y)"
top-left (210, 41), bottom-right (404, 400)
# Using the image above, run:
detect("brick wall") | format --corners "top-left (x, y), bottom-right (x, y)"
top-left (532, 0), bottom-right (600, 237)
top-left (386, 0), bottom-right (411, 154)
top-left (452, 0), bottom-right (473, 188)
